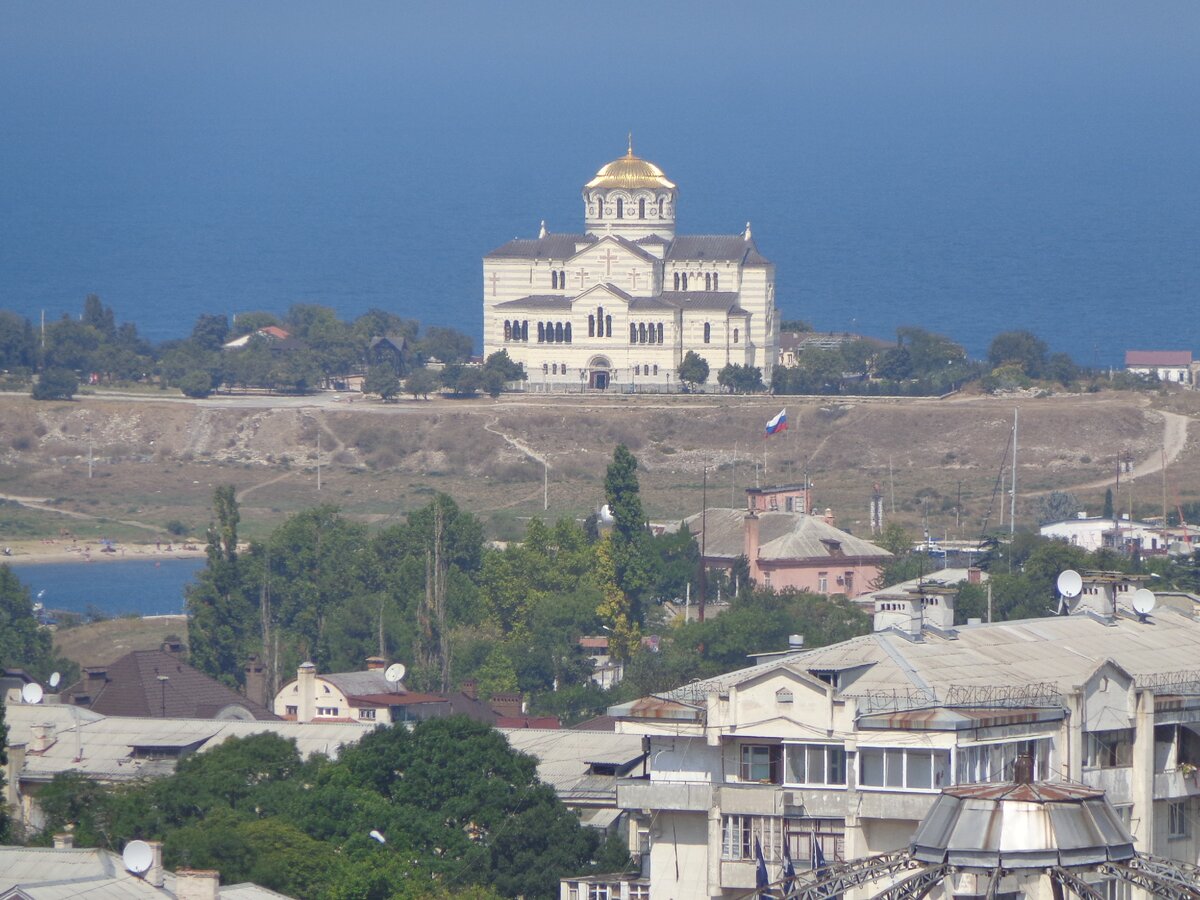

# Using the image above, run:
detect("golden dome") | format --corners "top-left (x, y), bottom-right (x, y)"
top-left (585, 142), bottom-right (675, 190)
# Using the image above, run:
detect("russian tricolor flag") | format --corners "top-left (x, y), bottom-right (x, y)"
top-left (765, 408), bottom-right (787, 436)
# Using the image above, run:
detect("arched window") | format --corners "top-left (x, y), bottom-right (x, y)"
top-left (555, 322), bottom-right (563, 343)
top-left (588, 314), bottom-right (595, 337)
top-left (537, 322), bottom-right (545, 343)
top-left (630, 323), bottom-right (637, 344)
top-left (551, 270), bottom-right (558, 290)
top-left (653, 364), bottom-right (659, 375)
top-left (635, 365), bottom-right (641, 376)
top-left (552, 363), bottom-right (558, 375)
top-left (560, 270), bottom-right (565, 287)
top-left (658, 196), bottom-right (665, 217)
top-left (616, 198), bottom-right (623, 219)
top-left (597, 306), bottom-right (604, 331)
top-left (639, 323), bottom-right (647, 343)
top-left (682, 273), bottom-right (689, 291)
top-left (504, 321), bottom-right (511, 341)
top-left (595, 195), bottom-right (603, 217)
top-left (704, 322), bottom-right (711, 343)
top-left (657, 323), bottom-right (664, 343)
top-left (543, 363), bottom-right (548, 373)
top-left (564, 323), bottom-right (572, 343)
top-left (705, 273), bottom-right (712, 291)
top-left (673, 272), bottom-right (680, 291)
top-left (521, 321), bottom-right (529, 341)
top-left (546, 321), bottom-right (554, 342)
top-left (638, 198), bottom-right (646, 218)
top-left (713, 272), bottom-right (719, 290)
top-left (733, 327), bottom-right (739, 344)
top-left (605, 314), bottom-right (612, 337)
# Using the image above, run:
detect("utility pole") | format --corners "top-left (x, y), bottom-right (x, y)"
top-left (699, 462), bottom-right (708, 623)
top-left (316, 428), bottom-right (322, 492)
top-left (1009, 408), bottom-right (1018, 537)
top-left (543, 460), bottom-right (548, 511)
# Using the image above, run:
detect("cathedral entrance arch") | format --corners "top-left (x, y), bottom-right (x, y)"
top-left (587, 356), bottom-right (611, 390)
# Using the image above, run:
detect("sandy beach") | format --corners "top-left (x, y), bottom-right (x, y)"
top-left (1, 539), bottom-right (208, 566)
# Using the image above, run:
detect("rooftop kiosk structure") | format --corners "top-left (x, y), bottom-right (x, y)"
top-left (598, 570), bottom-right (1200, 899)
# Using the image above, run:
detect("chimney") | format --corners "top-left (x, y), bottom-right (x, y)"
top-left (461, 679), bottom-right (478, 700)
top-left (176, 869), bottom-right (221, 900)
top-left (146, 840), bottom-right (165, 888)
top-left (364, 656), bottom-right (387, 671)
top-left (243, 655), bottom-right (266, 708)
top-left (54, 832), bottom-right (75, 849)
top-left (744, 511), bottom-right (761, 583)
top-left (967, 566), bottom-right (982, 585)
top-left (6, 742), bottom-right (25, 822)
top-left (823, 507), bottom-right (835, 526)
top-left (29, 722), bottom-right (56, 753)
top-left (921, 591), bottom-right (956, 631)
top-left (296, 662), bottom-right (316, 723)
top-left (161, 637), bottom-right (184, 656)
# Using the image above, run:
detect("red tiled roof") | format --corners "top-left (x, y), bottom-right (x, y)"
top-left (1125, 350), bottom-right (1192, 367)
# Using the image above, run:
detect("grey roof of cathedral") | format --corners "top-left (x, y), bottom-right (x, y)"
top-left (628, 296), bottom-right (677, 311)
top-left (494, 295), bottom-right (573, 311)
top-left (485, 233), bottom-right (594, 259)
top-left (635, 234), bottom-right (672, 246)
top-left (663, 291), bottom-right (743, 311)
top-left (665, 235), bottom-right (771, 265)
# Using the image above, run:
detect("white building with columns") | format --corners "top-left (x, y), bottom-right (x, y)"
top-left (483, 141), bottom-right (778, 391)
top-left (593, 573), bottom-right (1200, 899)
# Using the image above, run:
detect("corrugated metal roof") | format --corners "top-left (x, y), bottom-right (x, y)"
top-left (666, 234), bottom-right (768, 264)
top-left (1125, 350), bottom-right (1192, 367)
top-left (494, 295), bottom-right (573, 311)
top-left (682, 508), bottom-right (891, 562)
top-left (485, 233), bottom-right (593, 259)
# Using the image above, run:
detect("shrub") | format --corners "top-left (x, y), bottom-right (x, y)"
top-left (178, 370), bottom-right (215, 399)
top-left (31, 368), bottom-right (78, 401)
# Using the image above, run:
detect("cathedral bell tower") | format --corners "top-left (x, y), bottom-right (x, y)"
top-left (583, 137), bottom-right (677, 242)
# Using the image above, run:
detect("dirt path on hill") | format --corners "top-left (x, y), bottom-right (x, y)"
top-left (0, 493), bottom-right (163, 533)
top-left (1026, 410), bottom-right (1191, 497)
top-left (236, 470), bottom-right (297, 502)
top-left (484, 418), bottom-right (550, 466)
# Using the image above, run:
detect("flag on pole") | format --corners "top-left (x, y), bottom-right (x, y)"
top-left (755, 837), bottom-right (771, 893)
top-left (813, 835), bottom-right (829, 876)
top-left (765, 408), bottom-right (788, 437)
top-left (781, 838), bottom-right (797, 896)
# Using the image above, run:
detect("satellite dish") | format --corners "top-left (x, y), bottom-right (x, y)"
top-left (384, 663), bottom-right (406, 684)
top-left (369, 829), bottom-right (387, 844)
top-left (21, 682), bottom-right (43, 704)
top-left (1132, 588), bottom-right (1157, 616)
top-left (122, 840), bottom-right (154, 874)
top-left (1057, 570), bottom-right (1083, 598)
top-left (49, 671), bottom-right (61, 689)
top-left (598, 504), bottom-right (614, 525)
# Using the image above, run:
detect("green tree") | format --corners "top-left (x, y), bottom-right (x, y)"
top-left (31, 367), bottom-right (79, 400)
top-left (716, 363), bottom-right (765, 393)
top-left (187, 487), bottom-right (257, 686)
top-left (1103, 488), bottom-right (1115, 520)
top-left (405, 367), bottom-right (440, 399)
top-left (418, 326), bottom-right (474, 365)
top-left (190, 314), bottom-right (231, 351)
top-left (1035, 491), bottom-right (1080, 526)
top-left (0, 311), bottom-right (36, 371)
top-left (81, 294), bottom-right (116, 338)
top-left (229, 311), bottom-right (281, 337)
top-left (178, 369), bottom-right (215, 399)
top-left (363, 367), bottom-right (401, 401)
top-left (442, 364), bottom-right (481, 396)
top-left (677, 350), bottom-right (709, 389)
top-left (988, 330), bottom-right (1048, 379)
top-left (42, 315), bottom-right (102, 372)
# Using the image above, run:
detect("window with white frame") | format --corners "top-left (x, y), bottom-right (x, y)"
top-left (358, 708), bottom-right (376, 720)
top-left (956, 738), bottom-right (1053, 785)
top-left (316, 706), bottom-right (339, 717)
top-left (721, 815), bottom-right (785, 862)
top-left (1169, 800), bottom-right (1190, 839)
top-left (1085, 729), bottom-right (1134, 768)
top-left (785, 743), bottom-right (847, 787)
top-left (587, 884), bottom-right (611, 900)
top-left (860, 747), bottom-right (950, 790)
top-left (740, 743), bottom-right (782, 783)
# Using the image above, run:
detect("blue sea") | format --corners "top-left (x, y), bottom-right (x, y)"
top-left (1, 3), bottom-right (1198, 365)
top-left (7, 558), bottom-right (205, 618)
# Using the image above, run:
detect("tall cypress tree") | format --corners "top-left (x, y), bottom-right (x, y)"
top-left (603, 445), bottom-right (656, 625)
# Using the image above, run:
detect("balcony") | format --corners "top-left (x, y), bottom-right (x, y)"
top-left (617, 778), bottom-right (713, 813)
top-left (1081, 767), bottom-right (1134, 803)
top-left (1154, 768), bottom-right (1200, 800)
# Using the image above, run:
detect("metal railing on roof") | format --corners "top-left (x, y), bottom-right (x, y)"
top-left (1134, 669), bottom-right (1200, 698)
top-left (854, 682), bottom-right (1062, 716)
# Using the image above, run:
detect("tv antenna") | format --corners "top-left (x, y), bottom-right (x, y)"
top-left (1056, 569), bottom-right (1082, 614)
top-left (384, 663), bottom-right (406, 693)
top-left (49, 671), bottom-right (61, 689)
top-left (1132, 588), bottom-right (1157, 621)
top-left (21, 682), bottom-right (44, 704)
top-left (369, 829), bottom-right (387, 844)
top-left (122, 840), bottom-right (154, 875)
top-left (598, 504), bottom-right (614, 525)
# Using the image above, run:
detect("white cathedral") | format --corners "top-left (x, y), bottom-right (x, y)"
top-left (482, 142), bottom-right (778, 391)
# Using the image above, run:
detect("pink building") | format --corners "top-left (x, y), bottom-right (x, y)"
top-left (685, 486), bottom-right (892, 597)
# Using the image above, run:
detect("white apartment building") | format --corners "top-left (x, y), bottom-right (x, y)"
top-left (597, 576), bottom-right (1200, 899)
top-left (483, 140), bottom-right (778, 391)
